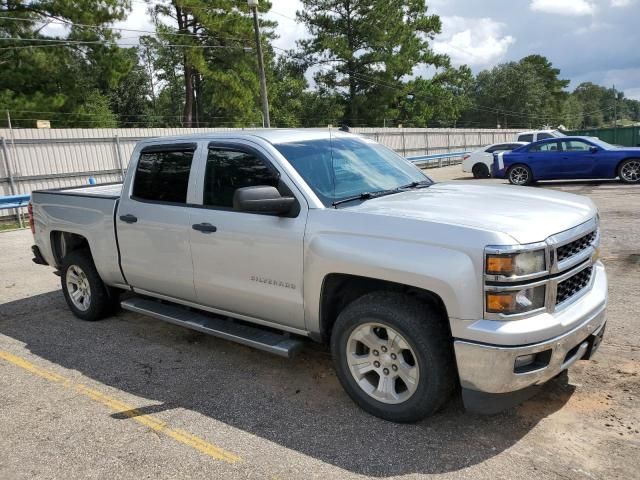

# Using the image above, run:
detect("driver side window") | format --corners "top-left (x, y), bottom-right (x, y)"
top-left (204, 148), bottom-right (280, 208)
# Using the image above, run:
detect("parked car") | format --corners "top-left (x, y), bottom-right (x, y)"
top-left (462, 141), bottom-right (527, 178)
top-left (29, 130), bottom-right (607, 422)
top-left (493, 135), bottom-right (640, 185)
top-left (515, 129), bottom-right (565, 143)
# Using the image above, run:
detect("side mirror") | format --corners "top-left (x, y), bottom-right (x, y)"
top-left (589, 146), bottom-right (598, 153)
top-left (233, 186), bottom-right (296, 216)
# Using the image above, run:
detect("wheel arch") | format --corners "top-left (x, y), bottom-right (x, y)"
top-left (318, 273), bottom-right (450, 343)
top-left (506, 162), bottom-right (534, 183)
top-left (51, 230), bottom-right (91, 267)
top-left (616, 157), bottom-right (640, 176)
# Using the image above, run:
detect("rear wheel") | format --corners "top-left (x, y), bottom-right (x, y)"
top-left (330, 292), bottom-right (456, 422)
top-left (61, 250), bottom-right (119, 321)
top-left (472, 163), bottom-right (490, 179)
top-left (507, 164), bottom-right (533, 186)
top-left (618, 158), bottom-right (640, 183)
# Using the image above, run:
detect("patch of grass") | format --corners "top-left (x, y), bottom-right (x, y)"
top-left (0, 220), bottom-right (26, 231)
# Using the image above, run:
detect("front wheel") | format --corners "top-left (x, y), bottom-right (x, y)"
top-left (507, 164), bottom-right (533, 186)
top-left (61, 250), bottom-right (119, 321)
top-left (330, 292), bottom-right (456, 422)
top-left (618, 158), bottom-right (640, 183)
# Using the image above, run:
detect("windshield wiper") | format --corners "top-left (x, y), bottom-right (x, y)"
top-left (331, 188), bottom-right (401, 207)
top-left (398, 180), bottom-right (432, 189)
top-left (332, 181), bottom-right (432, 207)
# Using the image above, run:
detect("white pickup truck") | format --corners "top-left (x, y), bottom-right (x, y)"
top-left (29, 130), bottom-right (607, 422)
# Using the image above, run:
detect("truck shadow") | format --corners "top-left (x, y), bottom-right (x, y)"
top-left (0, 291), bottom-right (575, 477)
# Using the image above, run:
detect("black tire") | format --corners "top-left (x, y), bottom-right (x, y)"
top-left (618, 158), bottom-right (640, 184)
top-left (61, 249), bottom-right (119, 321)
top-left (506, 164), bottom-right (533, 186)
top-left (472, 163), bottom-right (490, 179)
top-left (330, 292), bottom-right (456, 423)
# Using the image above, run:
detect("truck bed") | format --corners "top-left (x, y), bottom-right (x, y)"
top-left (31, 182), bottom-right (125, 287)
top-left (35, 182), bottom-right (123, 199)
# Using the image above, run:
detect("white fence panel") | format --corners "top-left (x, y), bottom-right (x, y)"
top-left (1, 127), bottom-right (521, 199)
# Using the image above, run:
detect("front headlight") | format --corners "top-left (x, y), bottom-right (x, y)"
top-left (486, 285), bottom-right (546, 314)
top-left (485, 249), bottom-right (546, 277)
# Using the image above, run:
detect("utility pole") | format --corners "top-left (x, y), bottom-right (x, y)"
top-left (248, 0), bottom-right (270, 128)
top-left (613, 84), bottom-right (618, 144)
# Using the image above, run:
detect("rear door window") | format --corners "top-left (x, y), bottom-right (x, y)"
top-left (537, 133), bottom-right (554, 140)
top-left (132, 145), bottom-right (196, 203)
top-left (517, 134), bottom-right (534, 142)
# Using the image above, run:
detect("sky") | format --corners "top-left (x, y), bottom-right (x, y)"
top-left (115, 0), bottom-right (640, 99)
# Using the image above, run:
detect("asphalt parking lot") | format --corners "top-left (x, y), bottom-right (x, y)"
top-left (1, 166), bottom-right (639, 479)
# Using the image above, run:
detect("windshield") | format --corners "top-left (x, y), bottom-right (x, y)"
top-left (274, 137), bottom-right (432, 207)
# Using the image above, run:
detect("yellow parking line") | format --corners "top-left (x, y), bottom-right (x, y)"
top-left (0, 350), bottom-right (240, 464)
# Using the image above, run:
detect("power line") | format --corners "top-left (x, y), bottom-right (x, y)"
top-left (0, 37), bottom-right (250, 51)
top-left (0, 15), bottom-right (250, 43)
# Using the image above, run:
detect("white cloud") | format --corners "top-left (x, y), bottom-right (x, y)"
top-left (611, 0), bottom-right (632, 6)
top-left (530, 0), bottom-right (595, 16)
top-left (624, 87), bottom-right (640, 100)
top-left (267, 5), bottom-right (308, 52)
top-left (432, 17), bottom-right (515, 68)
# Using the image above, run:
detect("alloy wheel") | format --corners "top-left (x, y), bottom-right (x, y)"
top-left (510, 166), bottom-right (530, 185)
top-left (346, 322), bottom-right (420, 404)
top-left (66, 265), bottom-right (92, 311)
top-left (621, 160), bottom-right (640, 182)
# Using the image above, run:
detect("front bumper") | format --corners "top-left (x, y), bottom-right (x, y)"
top-left (454, 263), bottom-right (607, 399)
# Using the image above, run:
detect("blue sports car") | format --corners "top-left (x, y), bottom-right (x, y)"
top-left (493, 136), bottom-right (640, 185)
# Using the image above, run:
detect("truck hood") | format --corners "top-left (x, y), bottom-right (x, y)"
top-left (348, 182), bottom-right (596, 244)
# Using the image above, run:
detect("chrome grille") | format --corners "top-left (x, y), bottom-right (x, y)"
top-left (556, 267), bottom-right (593, 305)
top-left (556, 231), bottom-right (596, 263)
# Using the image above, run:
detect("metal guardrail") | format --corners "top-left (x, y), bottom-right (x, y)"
top-left (407, 151), bottom-right (470, 168)
top-left (0, 193), bottom-right (30, 228)
top-left (0, 193), bottom-right (30, 209)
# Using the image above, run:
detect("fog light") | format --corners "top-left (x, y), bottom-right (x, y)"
top-left (514, 354), bottom-right (536, 370)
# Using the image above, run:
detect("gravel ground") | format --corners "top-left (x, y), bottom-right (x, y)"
top-left (0, 166), bottom-right (638, 479)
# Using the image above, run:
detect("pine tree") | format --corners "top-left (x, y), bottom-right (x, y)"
top-left (0, 0), bottom-right (133, 127)
top-left (297, 0), bottom-right (447, 126)
top-left (150, 0), bottom-right (275, 127)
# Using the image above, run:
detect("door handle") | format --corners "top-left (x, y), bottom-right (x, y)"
top-left (192, 222), bottom-right (217, 233)
top-left (119, 214), bottom-right (138, 224)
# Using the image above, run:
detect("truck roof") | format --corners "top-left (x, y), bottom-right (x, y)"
top-left (136, 129), bottom-right (355, 147)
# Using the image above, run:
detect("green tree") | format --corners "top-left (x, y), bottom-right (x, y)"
top-left (462, 56), bottom-right (569, 129)
top-left (109, 48), bottom-right (155, 127)
top-left (297, 0), bottom-right (448, 126)
top-left (397, 65), bottom-right (473, 127)
top-left (560, 94), bottom-right (584, 130)
top-left (149, 0), bottom-right (274, 127)
top-left (268, 56), bottom-right (308, 127)
top-left (73, 90), bottom-right (118, 127)
top-left (572, 82), bottom-right (608, 127)
top-left (0, 0), bottom-right (133, 126)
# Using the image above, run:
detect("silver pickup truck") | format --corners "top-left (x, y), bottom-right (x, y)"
top-left (29, 130), bottom-right (607, 422)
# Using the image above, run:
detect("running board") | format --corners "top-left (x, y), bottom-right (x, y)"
top-left (120, 297), bottom-right (304, 358)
